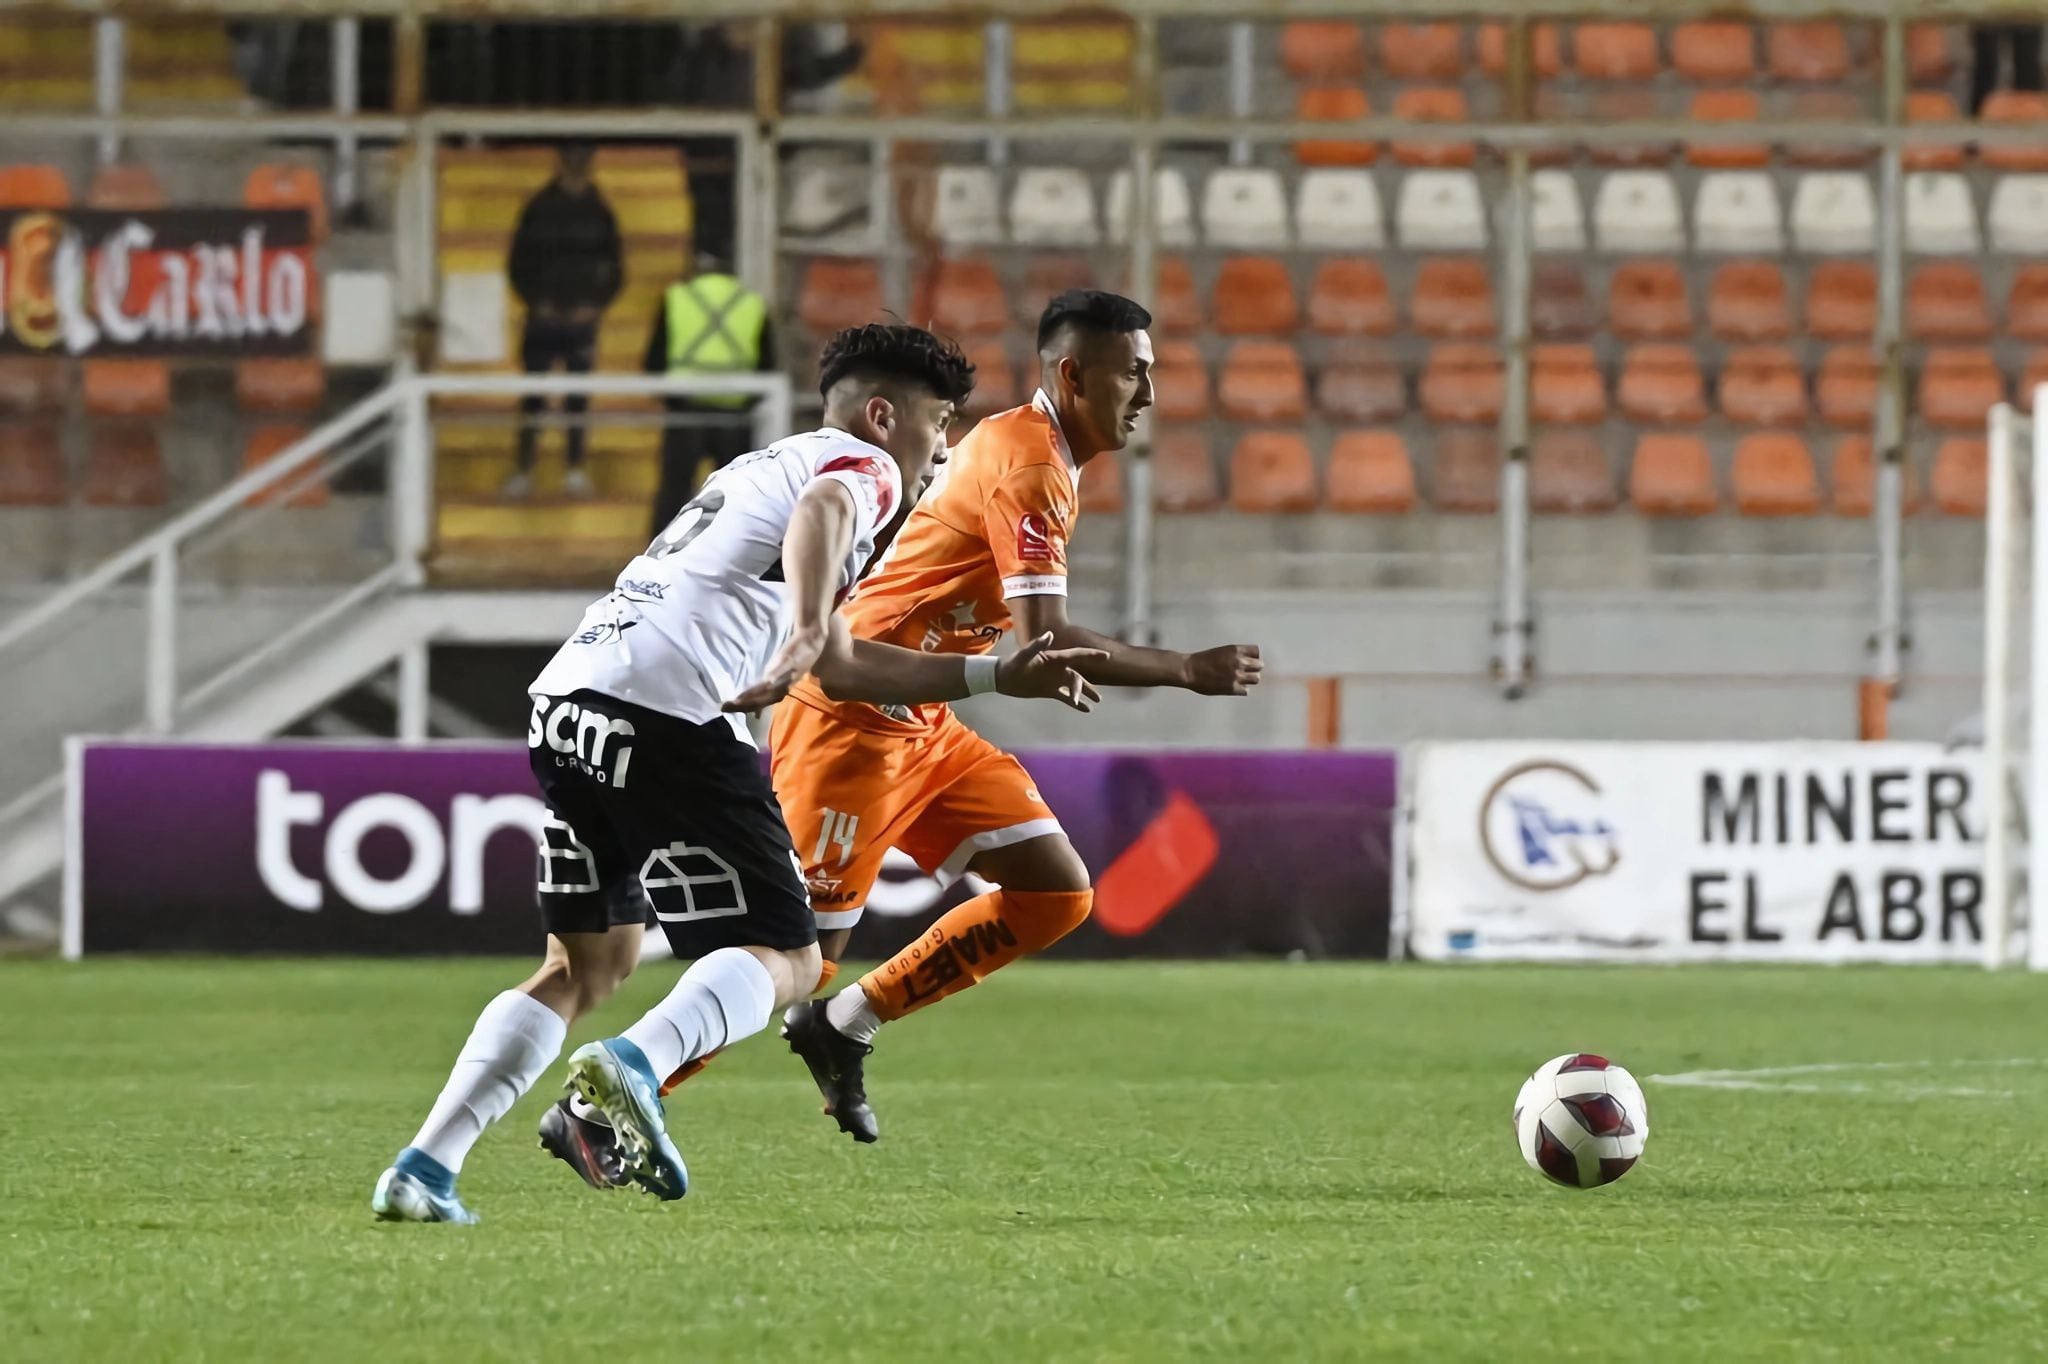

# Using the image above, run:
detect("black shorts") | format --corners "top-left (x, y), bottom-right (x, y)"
top-left (529, 689), bottom-right (815, 957)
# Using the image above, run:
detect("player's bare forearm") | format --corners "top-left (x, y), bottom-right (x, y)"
top-left (1040, 620), bottom-right (1197, 688)
top-left (1010, 596), bottom-right (1265, 695)
top-left (811, 624), bottom-right (1103, 711)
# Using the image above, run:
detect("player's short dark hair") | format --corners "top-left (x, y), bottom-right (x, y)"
top-left (1036, 289), bottom-right (1153, 354)
top-left (818, 323), bottom-right (977, 406)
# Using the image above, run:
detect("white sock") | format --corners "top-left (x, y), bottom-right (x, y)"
top-left (619, 948), bottom-right (777, 1081)
top-left (408, 989), bottom-right (567, 1174)
top-left (826, 986), bottom-right (882, 1046)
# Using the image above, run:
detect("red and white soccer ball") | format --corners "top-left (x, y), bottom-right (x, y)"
top-left (1513, 1053), bottom-right (1649, 1189)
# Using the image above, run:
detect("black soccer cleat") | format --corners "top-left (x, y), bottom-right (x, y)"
top-left (780, 999), bottom-right (880, 1144)
top-left (537, 1096), bottom-right (630, 1190)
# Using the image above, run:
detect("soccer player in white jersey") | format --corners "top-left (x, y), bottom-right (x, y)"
top-left (372, 325), bottom-right (1103, 1223)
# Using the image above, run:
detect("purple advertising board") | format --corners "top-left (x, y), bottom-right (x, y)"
top-left (65, 740), bottom-right (1396, 959)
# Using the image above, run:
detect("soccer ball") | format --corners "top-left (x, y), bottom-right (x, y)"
top-left (1513, 1053), bottom-right (1649, 1189)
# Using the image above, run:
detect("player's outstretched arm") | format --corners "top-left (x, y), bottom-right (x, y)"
top-left (1010, 593), bottom-right (1263, 694)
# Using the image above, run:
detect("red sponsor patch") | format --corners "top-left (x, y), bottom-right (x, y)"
top-left (1017, 511), bottom-right (1056, 562)
top-left (819, 454), bottom-right (895, 520)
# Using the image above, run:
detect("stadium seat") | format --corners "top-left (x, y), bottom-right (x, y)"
top-left (1529, 170), bottom-right (1588, 252)
top-left (1574, 23), bottom-right (1658, 80)
top-left (931, 166), bottom-right (1002, 246)
top-left (1306, 259), bottom-right (1396, 336)
top-left (0, 424), bottom-right (65, 506)
top-left (1106, 167), bottom-right (1196, 247)
top-left (0, 360), bottom-right (64, 415)
top-left (1694, 173), bottom-right (1784, 254)
top-left (1397, 171), bottom-right (1487, 251)
top-left (0, 163), bottom-right (70, 208)
top-left (1213, 256), bottom-right (1300, 336)
top-left (1830, 436), bottom-right (1921, 516)
top-left (1687, 89), bottom-right (1770, 170)
top-left (1807, 261), bottom-right (1878, 340)
top-left (1295, 169), bottom-right (1385, 249)
top-left (1420, 344), bottom-right (1504, 424)
top-left (2008, 266), bottom-right (2048, 342)
top-left (1152, 427), bottom-right (1221, 511)
top-left (1411, 258), bottom-right (1494, 339)
top-left (1526, 90), bottom-right (1576, 169)
top-left (1918, 350), bottom-right (2004, 430)
top-left (1906, 23), bottom-right (1957, 84)
top-left (241, 424), bottom-right (328, 508)
top-left (82, 360), bottom-right (170, 418)
top-left (1008, 167), bottom-right (1098, 247)
top-left (1673, 22), bottom-right (1755, 81)
top-left (1618, 344), bottom-right (1709, 424)
top-left (1153, 257), bottom-right (1199, 335)
top-left (781, 155), bottom-right (867, 241)
top-left (1980, 92), bottom-right (2048, 172)
top-left (1707, 262), bottom-right (1792, 341)
top-left (1767, 22), bottom-right (1852, 83)
top-left (235, 358), bottom-right (326, 413)
top-left (1017, 257), bottom-right (1094, 325)
top-left (1990, 176), bottom-right (2048, 254)
top-left (1630, 433), bottom-right (1719, 516)
top-left (1326, 430), bottom-right (1417, 513)
top-left (1790, 173), bottom-right (1878, 255)
top-left (1201, 168), bottom-right (1290, 248)
top-left (1732, 433), bottom-right (1822, 516)
top-left (1608, 261), bottom-right (1692, 340)
top-left (1592, 172), bottom-right (1685, 253)
top-left (1379, 22), bottom-right (1463, 80)
top-left (1816, 347), bottom-right (1882, 430)
top-left (1077, 450), bottom-right (1124, 514)
top-left (1391, 88), bottom-right (1475, 169)
top-left (1531, 344), bottom-right (1607, 425)
top-left (927, 257), bottom-right (1007, 335)
top-left (1229, 431), bottom-right (1318, 512)
top-left (1218, 341), bottom-right (1308, 422)
top-left (1315, 345), bottom-right (1406, 423)
top-left (1279, 21), bottom-right (1365, 80)
top-left (86, 162), bottom-right (165, 209)
top-left (1906, 262), bottom-right (1992, 342)
top-left (244, 163), bottom-right (328, 240)
top-left (1530, 430), bottom-right (1618, 513)
top-left (797, 259), bottom-right (883, 334)
top-left (1151, 341), bottom-right (1211, 422)
top-left (1719, 346), bottom-right (1808, 426)
top-left (1904, 91), bottom-right (1966, 172)
top-left (1294, 86), bottom-right (1377, 168)
top-left (1431, 427), bottom-right (1501, 512)
top-left (1476, 22), bottom-right (1564, 78)
top-left (1532, 262), bottom-right (1598, 339)
top-left (1931, 437), bottom-right (1987, 517)
top-left (2022, 350), bottom-right (2048, 410)
top-left (1905, 173), bottom-right (1980, 254)
top-left (1587, 88), bottom-right (1675, 169)
top-left (81, 425), bottom-right (167, 507)
top-left (1784, 90), bottom-right (1875, 168)
top-left (959, 340), bottom-right (1019, 418)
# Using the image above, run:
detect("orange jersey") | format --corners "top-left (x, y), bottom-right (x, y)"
top-left (785, 391), bottom-right (1078, 733)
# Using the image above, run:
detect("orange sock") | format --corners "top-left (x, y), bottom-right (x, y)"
top-left (859, 887), bottom-right (1092, 1021)
top-left (659, 959), bottom-right (840, 1094)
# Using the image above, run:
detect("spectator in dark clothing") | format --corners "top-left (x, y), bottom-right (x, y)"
top-left (504, 144), bottom-right (622, 498)
top-left (1971, 24), bottom-right (2044, 115)
top-left (642, 256), bottom-right (777, 532)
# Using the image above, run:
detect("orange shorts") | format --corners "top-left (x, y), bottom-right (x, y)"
top-left (769, 699), bottom-right (1061, 930)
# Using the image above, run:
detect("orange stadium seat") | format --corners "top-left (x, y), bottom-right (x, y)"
top-left (0, 424), bottom-right (65, 506)
top-left (798, 259), bottom-right (883, 334)
top-left (0, 360), bottom-right (65, 415)
top-left (1688, 89), bottom-right (1770, 170)
top-left (1673, 23), bottom-right (1756, 82)
top-left (1315, 345), bottom-right (1406, 423)
top-left (1294, 86), bottom-right (1377, 167)
top-left (1785, 90), bottom-right (1874, 168)
top-left (0, 163), bottom-right (71, 207)
top-left (87, 162), bottom-right (165, 209)
top-left (1077, 450), bottom-right (1123, 514)
top-left (1151, 342), bottom-right (1211, 423)
top-left (1830, 436), bottom-right (1922, 516)
top-left (1768, 23), bottom-right (1852, 83)
top-left (235, 358), bottom-right (326, 413)
top-left (960, 340), bottom-right (1019, 417)
top-left (1280, 22), bottom-right (1366, 81)
top-left (1307, 259), bottom-right (1397, 336)
top-left (1325, 430), bottom-right (1417, 512)
top-left (1229, 431), bottom-right (1318, 512)
top-left (1420, 344), bottom-right (1504, 425)
top-left (1918, 350), bottom-right (2004, 430)
top-left (241, 425), bottom-right (329, 508)
top-left (928, 257), bottom-right (1007, 336)
top-left (1574, 23), bottom-right (1659, 81)
top-left (1807, 262), bottom-right (1878, 341)
top-left (1608, 261), bottom-right (1692, 340)
top-left (82, 360), bottom-right (170, 418)
top-left (1931, 437), bottom-right (1986, 516)
top-left (1720, 347), bottom-right (1808, 427)
top-left (1904, 91), bottom-right (1966, 172)
top-left (244, 163), bottom-right (329, 241)
top-left (1618, 344), bottom-right (1708, 424)
top-left (1017, 257), bottom-right (1094, 326)
top-left (1631, 433), bottom-right (1719, 515)
top-left (1732, 432), bottom-right (1822, 516)
top-left (1708, 262), bottom-right (1792, 342)
top-left (1152, 427), bottom-right (1221, 511)
top-left (1379, 23), bottom-right (1463, 80)
top-left (81, 425), bottom-right (167, 507)
top-left (1411, 258), bottom-right (1495, 339)
top-left (1218, 341), bottom-right (1308, 422)
top-left (1906, 262), bottom-right (1993, 342)
top-left (1907, 24), bottom-right (1957, 84)
top-left (1391, 88), bottom-right (1475, 169)
top-left (1431, 427), bottom-right (1501, 512)
top-left (1980, 92), bottom-right (2048, 171)
top-left (1816, 347), bottom-right (1882, 430)
top-left (1587, 87), bottom-right (1674, 168)
top-left (1533, 263), bottom-right (1598, 340)
top-left (1153, 257), bottom-right (1200, 336)
top-left (1213, 256), bottom-right (1300, 336)
top-left (1531, 344), bottom-right (1607, 425)
top-left (1477, 22), bottom-right (1564, 78)
top-left (2008, 267), bottom-right (2048, 342)
top-left (1531, 429), bottom-right (1618, 513)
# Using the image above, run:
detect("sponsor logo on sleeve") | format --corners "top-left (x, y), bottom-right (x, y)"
top-left (1017, 511), bottom-right (1056, 562)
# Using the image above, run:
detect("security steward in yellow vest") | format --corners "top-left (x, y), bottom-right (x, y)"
top-left (643, 265), bottom-right (775, 531)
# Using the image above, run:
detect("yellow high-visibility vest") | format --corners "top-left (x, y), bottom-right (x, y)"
top-left (664, 274), bottom-right (767, 410)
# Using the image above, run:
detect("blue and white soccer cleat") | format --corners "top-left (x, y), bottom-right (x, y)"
top-left (563, 1039), bottom-right (689, 1202)
top-left (370, 1150), bottom-right (480, 1225)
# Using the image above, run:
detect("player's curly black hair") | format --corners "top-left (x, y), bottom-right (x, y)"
top-left (817, 323), bottom-right (977, 406)
top-left (1036, 289), bottom-right (1153, 353)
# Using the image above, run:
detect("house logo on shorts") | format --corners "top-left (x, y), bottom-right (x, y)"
top-left (527, 694), bottom-right (636, 788)
top-left (1017, 512), bottom-right (1055, 562)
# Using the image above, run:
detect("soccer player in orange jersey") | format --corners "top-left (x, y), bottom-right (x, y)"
top-left (771, 290), bottom-right (1264, 1141)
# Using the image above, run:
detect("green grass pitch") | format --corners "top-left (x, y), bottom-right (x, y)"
top-left (4, 958), bottom-right (2046, 1361)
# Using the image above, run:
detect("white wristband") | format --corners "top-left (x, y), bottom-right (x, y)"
top-left (964, 654), bottom-right (1001, 696)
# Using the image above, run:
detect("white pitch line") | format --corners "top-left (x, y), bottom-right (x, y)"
top-left (1649, 1057), bottom-right (2048, 1100)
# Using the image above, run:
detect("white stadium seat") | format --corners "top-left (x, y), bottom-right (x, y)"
top-left (1008, 167), bottom-right (1099, 247)
top-left (1905, 172), bottom-right (1981, 254)
top-left (1693, 172), bottom-right (1783, 254)
top-left (1107, 167), bottom-right (1196, 246)
top-left (1988, 175), bottom-right (2048, 254)
top-left (1528, 169), bottom-right (1587, 252)
top-left (1592, 171), bottom-right (1685, 253)
top-left (1200, 167), bottom-right (1290, 248)
top-left (781, 155), bottom-right (869, 242)
top-left (1395, 169), bottom-right (1487, 250)
top-left (1789, 174), bottom-right (1877, 255)
top-left (931, 165), bottom-right (1002, 246)
top-left (1294, 169), bottom-right (1385, 249)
